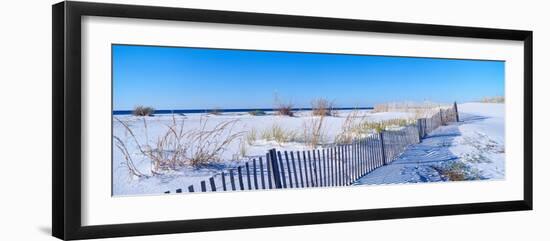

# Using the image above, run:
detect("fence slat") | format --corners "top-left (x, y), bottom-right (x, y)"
top-left (307, 151), bottom-right (315, 187)
top-left (322, 149), bottom-right (328, 187)
top-left (284, 151), bottom-right (294, 188)
top-left (253, 159), bottom-right (258, 190)
top-left (188, 185), bottom-right (194, 193)
top-left (375, 136), bottom-right (380, 168)
top-left (312, 150), bottom-right (319, 187)
top-left (327, 146), bottom-right (334, 187)
top-left (344, 144), bottom-right (349, 185)
top-left (295, 151), bottom-right (304, 188)
top-left (269, 149), bottom-right (282, 189)
top-left (259, 157), bottom-right (265, 189)
top-left (303, 151), bottom-right (310, 187)
top-left (238, 166), bottom-right (245, 190)
top-left (339, 145), bottom-right (344, 186)
top-left (362, 140), bottom-right (366, 175)
top-left (229, 169), bottom-right (236, 191)
top-left (277, 151), bottom-right (287, 188)
top-left (380, 132), bottom-right (386, 165)
top-left (350, 142), bottom-right (355, 182)
top-left (314, 150), bottom-right (320, 187)
top-left (351, 142), bottom-right (355, 183)
top-left (334, 146), bottom-right (338, 186)
top-left (357, 140), bottom-right (362, 177)
top-left (221, 172), bottom-right (227, 191)
top-left (209, 177), bottom-right (216, 192)
top-left (289, 151), bottom-right (299, 188)
top-left (369, 137), bottom-right (374, 170)
top-left (353, 141), bottom-right (361, 182)
top-left (200, 181), bottom-right (207, 192)
top-left (246, 162), bottom-right (252, 190)
top-left (358, 141), bottom-right (362, 179)
top-left (367, 139), bottom-right (371, 172)
top-left (364, 139), bottom-right (369, 174)
top-left (330, 146), bottom-right (338, 187)
top-left (266, 154), bottom-right (272, 189)
top-left (318, 149), bottom-right (323, 187)
top-left (454, 101), bottom-right (460, 122)
top-left (379, 134), bottom-right (384, 167)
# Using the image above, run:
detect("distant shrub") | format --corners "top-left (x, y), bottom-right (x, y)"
top-left (132, 106), bottom-right (155, 116)
top-left (248, 110), bottom-right (266, 116)
top-left (276, 103), bottom-right (294, 117)
top-left (273, 93), bottom-right (294, 116)
top-left (311, 98), bottom-right (334, 116)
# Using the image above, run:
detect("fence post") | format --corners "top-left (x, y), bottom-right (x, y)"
top-left (416, 118), bottom-right (424, 141)
top-left (379, 132), bottom-right (387, 165)
top-left (439, 109), bottom-right (444, 126)
top-left (269, 149), bottom-right (283, 188)
top-left (453, 101), bottom-right (460, 122)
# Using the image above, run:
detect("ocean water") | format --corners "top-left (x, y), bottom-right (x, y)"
top-left (113, 107), bottom-right (373, 115)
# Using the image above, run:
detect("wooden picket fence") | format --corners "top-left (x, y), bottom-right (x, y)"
top-left (166, 102), bottom-right (460, 194)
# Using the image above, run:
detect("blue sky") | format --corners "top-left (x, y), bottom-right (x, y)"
top-left (112, 44), bottom-right (504, 110)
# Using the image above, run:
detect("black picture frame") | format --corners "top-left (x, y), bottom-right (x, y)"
top-left (52, 1), bottom-right (533, 240)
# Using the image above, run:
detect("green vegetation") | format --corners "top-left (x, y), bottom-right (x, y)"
top-left (248, 110), bottom-right (266, 116)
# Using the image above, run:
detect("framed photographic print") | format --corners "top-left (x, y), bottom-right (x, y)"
top-left (52, 1), bottom-right (533, 240)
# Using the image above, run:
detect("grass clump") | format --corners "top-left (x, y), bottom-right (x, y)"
top-left (132, 105), bottom-right (155, 116)
top-left (246, 128), bottom-right (257, 145)
top-left (359, 119), bottom-right (415, 132)
top-left (433, 162), bottom-right (468, 181)
top-left (311, 98), bottom-right (334, 116)
top-left (373, 101), bottom-right (443, 118)
top-left (432, 161), bottom-right (484, 181)
top-left (238, 138), bottom-right (248, 159)
top-left (335, 110), bottom-right (416, 144)
top-left (261, 124), bottom-right (299, 144)
top-left (301, 115), bottom-right (327, 147)
top-left (335, 109), bottom-right (362, 144)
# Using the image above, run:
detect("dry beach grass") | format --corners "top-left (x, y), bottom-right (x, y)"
top-left (114, 116), bottom-right (244, 177)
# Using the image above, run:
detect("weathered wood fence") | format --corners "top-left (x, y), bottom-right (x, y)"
top-left (166, 102), bottom-right (460, 194)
